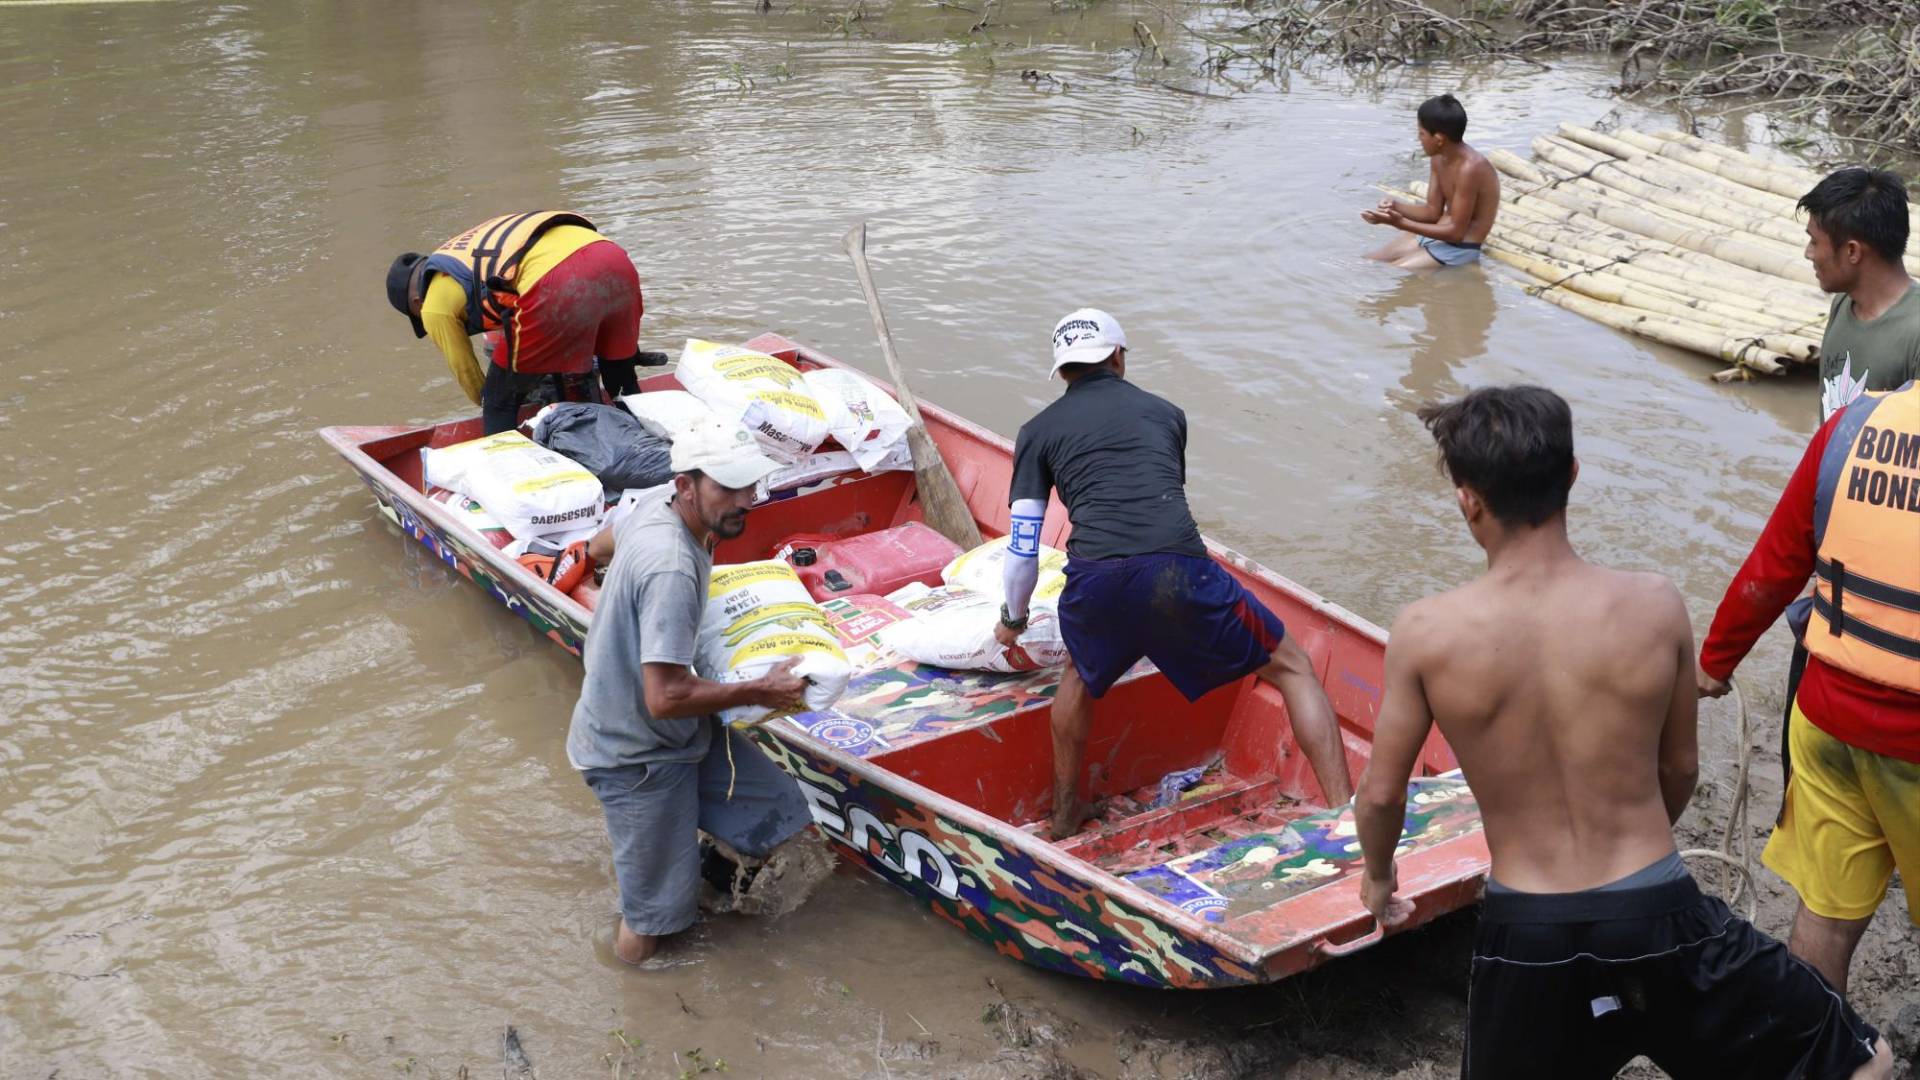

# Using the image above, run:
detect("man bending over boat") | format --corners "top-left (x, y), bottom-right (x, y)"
top-left (386, 211), bottom-right (666, 435)
top-left (1362, 94), bottom-right (1498, 270)
top-left (994, 309), bottom-right (1353, 840)
top-left (1355, 386), bottom-right (1890, 1079)
top-left (566, 419), bottom-right (814, 965)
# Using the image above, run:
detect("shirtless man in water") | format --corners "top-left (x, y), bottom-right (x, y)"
top-left (1356, 387), bottom-right (1890, 1079)
top-left (1363, 94), bottom-right (1500, 270)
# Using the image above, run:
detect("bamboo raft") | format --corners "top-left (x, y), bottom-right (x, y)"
top-left (1392, 124), bottom-right (1877, 383)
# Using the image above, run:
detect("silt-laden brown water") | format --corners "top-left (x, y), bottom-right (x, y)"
top-left (2, 2), bottom-right (1911, 1077)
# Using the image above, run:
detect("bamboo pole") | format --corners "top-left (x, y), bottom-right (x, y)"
top-left (1497, 163), bottom-right (1792, 269)
top-left (1486, 244), bottom-right (1813, 366)
top-left (1410, 179), bottom-right (1829, 315)
top-left (1487, 211), bottom-right (1828, 318)
top-left (1489, 237), bottom-right (1820, 334)
top-left (1514, 179), bottom-right (1788, 265)
top-left (1462, 160), bottom-right (1776, 283)
top-left (1639, 127), bottom-right (1920, 237)
top-left (1408, 177), bottom-right (1826, 313)
top-left (1542, 129), bottom-right (1920, 279)
top-left (1512, 283), bottom-right (1794, 374)
top-left (1556, 125), bottom-right (1818, 217)
top-left (1536, 133), bottom-right (1806, 223)
top-left (1600, 126), bottom-right (1810, 200)
top-left (1642, 128), bottom-right (1822, 189)
top-left (1550, 136), bottom-right (1920, 277)
top-left (1525, 173), bottom-right (1815, 272)
top-left (1512, 242), bottom-right (1812, 326)
top-left (1488, 148), bottom-right (1550, 186)
top-left (1510, 186), bottom-right (1818, 285)
top-left (1387, 181), bottom-right (1817, 371)
top-left (1487, 246), bottom-right (1822, 358)
top-left (1531, 140), bottom-right (1813, 251)
top-left (1489, 233), bottom-right (1825, 328)
top-left (1547, 135), bottom-right (1808, 220)
top-left (1501, 178), bottom-right (1827, 291)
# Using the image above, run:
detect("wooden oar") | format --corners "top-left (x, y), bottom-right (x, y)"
top-left (841, 222), bottom-right (985, 550)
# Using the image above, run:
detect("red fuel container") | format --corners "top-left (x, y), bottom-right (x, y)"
top-left (775, 523), bottom-right (965, 602)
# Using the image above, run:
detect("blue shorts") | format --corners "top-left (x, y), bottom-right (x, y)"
top-left (581, 723), bottom-right (812, 937)
top-left (1420, 236), bottom-right (1482, 267)
top-left (1057, 552), bottom-right (1286, 702)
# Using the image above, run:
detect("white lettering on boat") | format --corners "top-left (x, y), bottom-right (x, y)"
top-left (795, 777), bottom-right (961, 900)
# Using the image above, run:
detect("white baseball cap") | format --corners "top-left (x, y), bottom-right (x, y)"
top-left (1049, 308), bottom-right (1126, 378)
top-left (669, 418), bottom-right (781, 490)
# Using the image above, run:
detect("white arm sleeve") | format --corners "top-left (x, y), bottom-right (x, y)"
top-left (1001, 498), bottom-right (1046, 620)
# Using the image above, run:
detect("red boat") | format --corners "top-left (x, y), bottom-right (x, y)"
top-left (321, 332), bottom-right (1488, 988)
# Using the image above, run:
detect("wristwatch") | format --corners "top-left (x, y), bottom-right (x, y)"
top-left (998, 602), bottom-right (1029, 632)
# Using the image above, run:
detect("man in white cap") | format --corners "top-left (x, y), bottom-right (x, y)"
top-left (996, 310), bottom-right (1353, 838)
top-left (568, 418), bottom-right (813, 964)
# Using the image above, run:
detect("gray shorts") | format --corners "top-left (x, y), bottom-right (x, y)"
top-left (582, 723), bottom-right (813, 937)
top-left (1420, 236), bottom-right (1483, 267)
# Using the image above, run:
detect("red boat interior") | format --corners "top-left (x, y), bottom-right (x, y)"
top-left (350, 340), bottom-right (1470, 932)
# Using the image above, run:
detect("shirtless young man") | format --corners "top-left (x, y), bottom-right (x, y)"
top-left (1355, 387), bottom-right (1890, 1079)
top-left (1363, 94), bottom-right (1500, 270)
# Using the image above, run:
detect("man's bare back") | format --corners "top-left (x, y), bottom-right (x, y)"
top-left (1363, 141), bottom-right (1502, 269)
top-left (1391, 550), bottom-right (1696, 892)
top-left (1361, 92), bottom-right (1501, 268)
top-left (1429, 144), bottom-right (1500, 247)
top-left (1352, 386), bottom-right (1888, 1079)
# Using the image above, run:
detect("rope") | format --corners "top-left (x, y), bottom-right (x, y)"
top-left (1523, 254), bottom-right (1636, 297)
top-left (1538, 155), bottom-right (1625, 192)
top-left (725, 724), bottom-right (739, 801)
top-left (1679, 678), bottom-right (1756, 922)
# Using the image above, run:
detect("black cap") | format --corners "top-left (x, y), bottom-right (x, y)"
top-left (386, 253), bottom-right (428, 339)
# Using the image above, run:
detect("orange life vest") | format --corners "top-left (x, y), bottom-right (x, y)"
top-left (1808, 382), bottom-right (1920, 693)
top-left (424, 211), bottom-right (597, 334)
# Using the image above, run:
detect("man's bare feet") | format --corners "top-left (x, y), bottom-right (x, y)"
top-left (613, 919), bottom-right (659, 965)
top-left (1048, 801), bottom-right (1090, 841)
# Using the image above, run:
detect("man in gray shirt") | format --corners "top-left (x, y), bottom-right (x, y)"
top-left (568, 419), bottom-right (811, 965)
top-left (1798, 167), bottom-right (1920, 419)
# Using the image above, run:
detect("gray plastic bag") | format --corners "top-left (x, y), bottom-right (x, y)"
top-left (532, 402), bottom-right (674, 493)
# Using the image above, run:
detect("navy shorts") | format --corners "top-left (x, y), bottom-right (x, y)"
top-left (1057, 552), bottom-right (1285, 701)
top-left (581, 723), bottom-right (813, 937)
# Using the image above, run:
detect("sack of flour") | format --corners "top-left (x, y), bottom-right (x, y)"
top-left (801, 367), bottom-right (912, 473)
top-left (422, 431), bottom-right (605, 541)
top-left (942, 537), bottom-right (1069, 605)
top-left (619, 390), bottom-right (718, 443)
top-left (700, 561), bottom-right (852, 725)
top-left (676, 340), bottom-right (829, 464)
top-left (877, 583), bottom-right (1068, 674)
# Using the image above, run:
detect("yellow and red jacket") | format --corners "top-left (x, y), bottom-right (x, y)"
top-left (1809, 382), bottom-right (1920, 693)
top-left (420, 212), bottom-right (603, 403)
top-left (421, 211), bottom-right (598, 333)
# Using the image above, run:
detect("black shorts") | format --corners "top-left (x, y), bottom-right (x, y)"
top-left (1466, 876), bottom-right (1877, 1079)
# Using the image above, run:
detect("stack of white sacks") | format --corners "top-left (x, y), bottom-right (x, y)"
top-left (423, 342), bottom-right (1062, 719)
top-left (626, 339), bottom-right (912, 498)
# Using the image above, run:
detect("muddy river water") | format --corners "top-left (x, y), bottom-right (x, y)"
top-left (2, 1), bottom-right (1908, 1077)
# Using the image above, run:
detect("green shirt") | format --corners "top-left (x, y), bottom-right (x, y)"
top-left (1820, 283), bottom-right (1920, 419)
